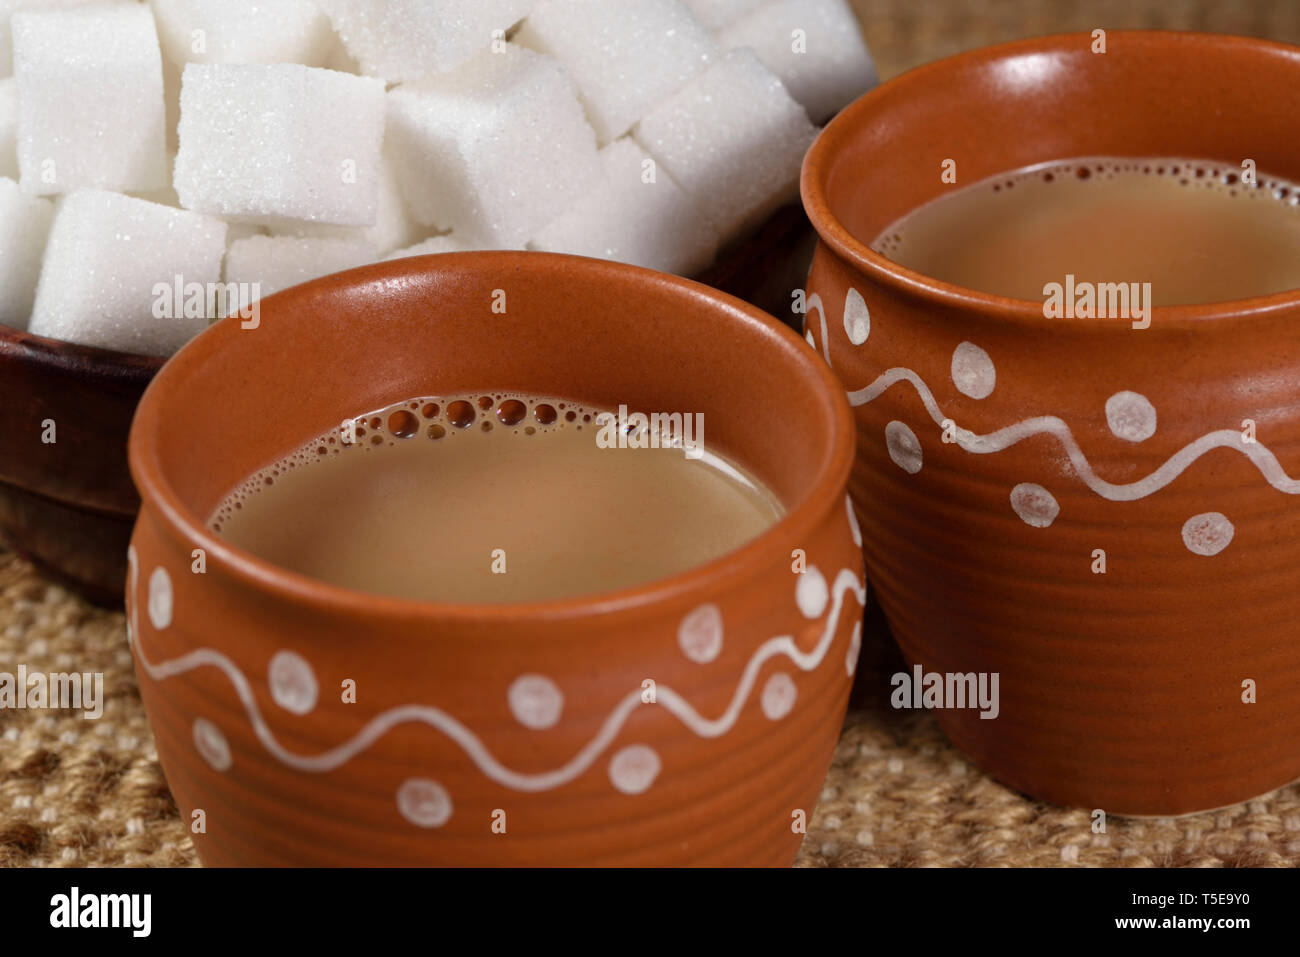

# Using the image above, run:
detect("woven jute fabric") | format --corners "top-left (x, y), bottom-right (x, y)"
top-left (6, 0), bottom-right (1300, 869)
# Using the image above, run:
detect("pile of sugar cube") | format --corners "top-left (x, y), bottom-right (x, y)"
top-left (0, 0), bottom-right (874, 357)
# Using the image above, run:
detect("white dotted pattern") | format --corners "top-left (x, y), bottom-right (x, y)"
top-left (951, 341), bottom-right (996, 399)
top-left (761, 672), bottom-right (797, 720)
top-left (147, 566), bottom-right (172, 630)
top-left (885, 420), bottom-right (923, 474)
top-left (507, 674), bottom-right (565, 730)
top-left (608, 745), bottom-right (661, 795)
top-left (193, 718), bottom-right (231, 772)
top-left (677, 603), bottom-right (724, 664)
top-left (396, 778), bottom-right (453, 828)
top-left (843, 288), bottom-right (870, 345)
top-left (1182, 512), bottom-right (1235, 556)
top-left (796, 566), bottom-right (829, 619)
top-left (1010, 482), bottom-right (1060, 528)
top-left (1105, 391), bottom-right (1157, 442)
top-left (268, 650), bottom-right (318, 715)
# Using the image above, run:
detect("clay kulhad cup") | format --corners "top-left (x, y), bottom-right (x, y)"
top-left (126, 251), bottom-right (863, 865)
top-left (801, 31), bottom-right (1300, 815)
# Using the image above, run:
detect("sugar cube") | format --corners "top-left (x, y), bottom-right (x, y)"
top-left (382, 235), bottom-right (469, 261)
top-left (718, 0), bottom-right (876, 120)
top-left (0, 176), bottom-right (52, 328)
top-left (634, 48), bottom-right (816, 241)
top-left (316, 0), bottom-right (534, 82)
top-left (28, 190), bottom-right (227, 356)
top-left (387, 45), bottom-right (600, 247)
top-left (0, 77), bottom-right (16, 180)
top-left (149, 0), bottom-right (334, 68)
top-left (271, 150), bottom-right (419, 256)
top-left (531, 138), bottom-right (718, 275)
top-left (12, 4), bottom-right (167, 195)
top-left (0, 0), bottom-right (119, 78)
top-left (516, 0), bottom-right (715, 144)
top-left (223, 235), bottom-right (375, 300)
top-left (680, 0), bottom-right (764, 30)
top-left (175, 63), bottom-right (386, 226)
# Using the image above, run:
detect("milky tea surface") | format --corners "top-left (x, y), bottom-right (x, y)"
top-left (210, 393), bottom-right (781, 603)
top-left (872, 158), bottom-right (1300, 306)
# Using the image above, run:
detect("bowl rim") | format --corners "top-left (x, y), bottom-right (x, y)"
top-left (800, 29), bottom-right (1300, 328)
top-left (128, 250), bottom-right (859, 625)
top-left (0, 322), bottom-right (165, 384)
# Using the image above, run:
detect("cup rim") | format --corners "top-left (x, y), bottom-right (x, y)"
top-left (128, 251), bottom-right (857, 624)
top-left (800, 29), bottom-right (1300, 327)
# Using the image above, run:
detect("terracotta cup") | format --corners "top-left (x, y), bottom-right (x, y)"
top-left (126, 251), bottom-right (863, 866)
top-left (801, 31), bottom-right (1300, 815)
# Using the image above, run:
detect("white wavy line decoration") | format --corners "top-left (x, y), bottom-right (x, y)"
top-left (812, 291), bottom-right (1300, 502)
top-left (127, 547), bottom-right (865, 792)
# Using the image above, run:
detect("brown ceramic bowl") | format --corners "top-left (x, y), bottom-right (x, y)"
top-left (801, 31), bottom-right (1300, 816)
top-left (126, 250), bottom-right (863, 866)
top-left (0, 215), bottom-right (815, 608)
top-left (0, 325), bottom-right (162, 605)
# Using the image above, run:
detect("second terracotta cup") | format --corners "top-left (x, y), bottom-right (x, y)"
top-left (802, 31), bottom-right (1300, 815)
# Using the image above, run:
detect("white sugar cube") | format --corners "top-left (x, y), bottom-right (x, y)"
top-left (635, 48), bottom-right (816, 241)
top-left (516, 0), bottom-right (715, 144)
top-left (12, 4), bottom-right (167, 195)
top-left (271, 150), bottom-right (418, 255)
top-left (175, 63), bottom-right (386, 226)
top-left (317, 0), bottom-right (533, 82)
top-left (718, 0), bottom-right (876, 120)
top-left (387, 45), bottom-right (600, 247)
top-left (223, 235), bottom-right (375, 300)
top-left (0, 77), bottom-right (16, 180)
top-left (680, 0), bottom-right (764, 30)
top-left (0, 176), bottom-right (53, 328)
top-left (531, 138), bottom-right (718, 275)
top-left (382, 235), bottom-right (469, 261)
top-left (0, 0), bottom-right (119, 78)
top-left (149, 0), bottom-right (334, 68)
top-left (28, 190), bottom-right (227, 356)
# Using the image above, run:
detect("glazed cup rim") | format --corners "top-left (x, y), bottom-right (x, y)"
top-left (801, 29), bottom-right (1300, 327)
top-left (128, 250), bottom-right (858, 624)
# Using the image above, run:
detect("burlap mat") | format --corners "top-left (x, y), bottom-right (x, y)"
top-left (5, 0), bottom-right (1300, 868)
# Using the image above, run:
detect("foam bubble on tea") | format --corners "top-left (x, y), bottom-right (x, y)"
top-left (872, 157), bottom-right (1300, 306)
top-left (210, 393), bottom-right (782, 603)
